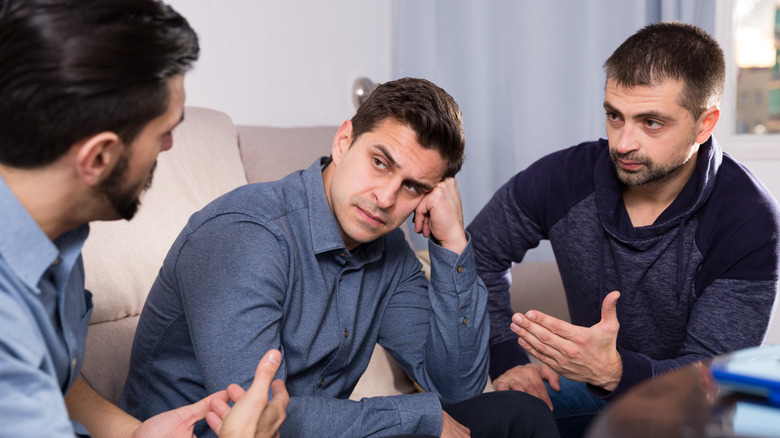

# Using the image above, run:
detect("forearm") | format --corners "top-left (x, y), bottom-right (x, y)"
top-left (65, 377), bottom-right (139, 438)
top-left (422, 237), bottom-right (490, 402)
top-left (468, 179), bottom-right (547, 349)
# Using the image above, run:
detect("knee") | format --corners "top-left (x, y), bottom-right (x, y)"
top-left (494, 390), bottom-right (553, 420)
top-left (480, 391), bottom-right (558, 437)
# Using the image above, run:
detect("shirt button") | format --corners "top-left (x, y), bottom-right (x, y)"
top-left (340, 252), bottom-right (346, 258)
top-left (52, 258), bottom-right (61, 266)
top-left (457, 266), bottom-right (464, 273)
top-left (319, 379), bottom-right (325, 387)
top-left (345, 330), bottom-right (350, 338)
top-left (71, 357), bottom-right (77, 369)
top-left (339, 274), bottom-right (344, 281)
top-left (462, 318), bottom-right (469, 325)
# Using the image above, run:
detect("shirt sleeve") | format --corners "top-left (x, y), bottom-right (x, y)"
top-left (171, 215), bottom-right (446, 437)
top-left (0, 292), bottom-right (78, 437)
top-left (377, 233), bottom-right (490, 406)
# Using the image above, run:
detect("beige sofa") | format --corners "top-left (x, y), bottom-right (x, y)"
top-left (79, 106), bottom-right (569, 405)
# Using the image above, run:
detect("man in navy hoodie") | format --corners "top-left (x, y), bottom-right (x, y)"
top-left (468, 21), bottom-right (780, 438)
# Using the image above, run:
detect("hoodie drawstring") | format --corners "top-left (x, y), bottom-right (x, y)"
top-left (676, 217), bottom-right (685, 304)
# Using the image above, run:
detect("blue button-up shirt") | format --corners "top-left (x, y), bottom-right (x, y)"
top-left (0, 175), bottom-right (93, 437)
top-left (121, 158), bottom-right (489, 437)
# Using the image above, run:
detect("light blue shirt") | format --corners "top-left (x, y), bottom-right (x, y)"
top-left (0, 175), bottom-right (93, 437)
top-left (121, 157), bottom-right (490, 437)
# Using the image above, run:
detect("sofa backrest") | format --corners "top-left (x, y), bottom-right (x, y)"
top-left (80, 107), bottom-right (248, 403)
top-left (237, 125), bottom-right (336, 184)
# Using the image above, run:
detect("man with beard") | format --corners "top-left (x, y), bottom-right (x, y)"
top-left (0, 1), bottom-right (288, 437)
top-left (467, 22), bottom-right (780, 438)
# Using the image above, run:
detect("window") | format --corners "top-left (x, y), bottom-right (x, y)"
top-left (715, 0), bottom-right (780, 160)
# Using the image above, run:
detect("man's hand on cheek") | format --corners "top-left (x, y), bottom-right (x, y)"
top-left (413, 178), bottom-right (467, 254)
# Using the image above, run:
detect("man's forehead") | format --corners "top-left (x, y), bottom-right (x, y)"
top-left (604, 78), bottom-right (686, 112)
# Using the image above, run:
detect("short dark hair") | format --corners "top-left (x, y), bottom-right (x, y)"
top-left (350, 77), bottom-right (466, 179)
top-left (603, 21), bottom-right (725, 120)
top-left (0, 0), bottom-right (199, 168)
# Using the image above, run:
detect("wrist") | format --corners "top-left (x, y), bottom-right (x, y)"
top-left (595, 355), bottom-right (623, 391)
top-left (438, 231), bottom-right (467, 254)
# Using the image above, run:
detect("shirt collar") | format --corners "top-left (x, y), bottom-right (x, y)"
top-left (302, 157), bottom-right (384, 260)
top-left (0, 175), bottom-right (89, 292)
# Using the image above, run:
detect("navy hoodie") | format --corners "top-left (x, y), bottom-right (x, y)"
top-left (468, 137), bottom-right (780, 400)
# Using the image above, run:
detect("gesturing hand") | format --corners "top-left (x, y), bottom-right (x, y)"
top-left (511, 291), bottom-right (623, 391)
top-left (130, 390), bottom-right (229, 438)
top-left (492, 363), bottom-right (560, 410)
top-left (206, 349), bottom-right (290, 438)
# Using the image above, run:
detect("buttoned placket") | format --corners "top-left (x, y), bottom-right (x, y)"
top-left (317, 249), bottom-right (356, 393)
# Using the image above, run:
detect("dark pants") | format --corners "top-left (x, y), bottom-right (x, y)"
top-left (390, 391), bottom-right (559, 438)
top-left (444, 390), bottom-right (560, 438)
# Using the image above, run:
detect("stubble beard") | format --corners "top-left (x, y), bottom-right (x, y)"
top-left (610, 130), bottom-right (697, 187)
top-left (100, 154), bottom-right (156, 220)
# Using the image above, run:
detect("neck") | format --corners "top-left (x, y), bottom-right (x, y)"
top-left (0, 162), bottom-right (92, 241)
top-left (622, 153), bottom-right (698, 227)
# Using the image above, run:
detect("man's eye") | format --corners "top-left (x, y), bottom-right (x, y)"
top-left (606, 112), bottom-right (620, 121)
top-left (404, 182), bottom-right (420, 194)
top-left (373, 158), bottom-right (386, 169)
top-left (645, 119), bottom-right (662, 129)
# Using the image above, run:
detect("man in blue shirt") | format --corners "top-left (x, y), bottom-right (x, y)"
top-left (0, 1), bottom-right (287, 437)
top-left (121, 77), bottom-right (559, 437)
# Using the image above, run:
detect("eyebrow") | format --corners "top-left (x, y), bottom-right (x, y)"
top-left (375, 144), bottom-right (435, 193)
top-left (603, 102), bottom-right (672, 122)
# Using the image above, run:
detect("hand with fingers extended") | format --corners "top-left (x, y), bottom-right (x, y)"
top-left (441, 411), bottom-right (471, 437)
top-left (491, 363), bottom-right (560, 410)
top-left (510, 291), bottom-right (623, 391)
top-left (206, 349), bottom-right (290, 438)
top-left (413, 177), bottom-right (467, 254)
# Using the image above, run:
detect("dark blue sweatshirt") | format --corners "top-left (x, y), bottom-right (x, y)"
top-left (467, 137), bottom-right (780, 400)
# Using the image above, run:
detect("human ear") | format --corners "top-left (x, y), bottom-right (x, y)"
top-left (74, 132), bottom-right (122, 187)
top-left (331, 120), bottom-right (353, 166)
top-left (695, 106), bottom-right (720, 144)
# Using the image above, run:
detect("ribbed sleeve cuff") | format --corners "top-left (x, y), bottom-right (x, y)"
top-left (587, 346), bottom-right (652, 401)
top-left (489, 338), bottom-right (530, 380)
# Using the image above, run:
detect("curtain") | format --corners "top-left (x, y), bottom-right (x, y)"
top-left (394, 0), bottom-right (715, 258)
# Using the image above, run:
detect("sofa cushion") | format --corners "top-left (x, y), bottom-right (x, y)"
top-left (237, 125), bottom-right (335, 183)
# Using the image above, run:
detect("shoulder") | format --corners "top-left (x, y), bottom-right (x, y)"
top-left (700, 154), bottom-right (780, 233)
top-left (505, 139), bottom-right (605, 227)
top-left (696, 154), bottom-right (780, 281)
top-left (0, 284), bottom-right (47, 364)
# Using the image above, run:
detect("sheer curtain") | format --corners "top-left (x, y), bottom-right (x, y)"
top-left (394, 0), bottom-right (715, 259)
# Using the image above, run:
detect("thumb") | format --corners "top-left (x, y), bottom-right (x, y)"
top-left (600, 291), bottom-right (620, 325)
top-left (247, 349), bottom-right (282, 399)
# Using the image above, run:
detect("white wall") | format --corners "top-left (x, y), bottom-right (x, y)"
top-left (166, 0), bottom-right (395, 127)
top-left (167, 1), bottom-right (780, 203)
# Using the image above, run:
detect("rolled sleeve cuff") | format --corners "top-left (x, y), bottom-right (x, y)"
top-left (389, 392), bottom-right (443, 436)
